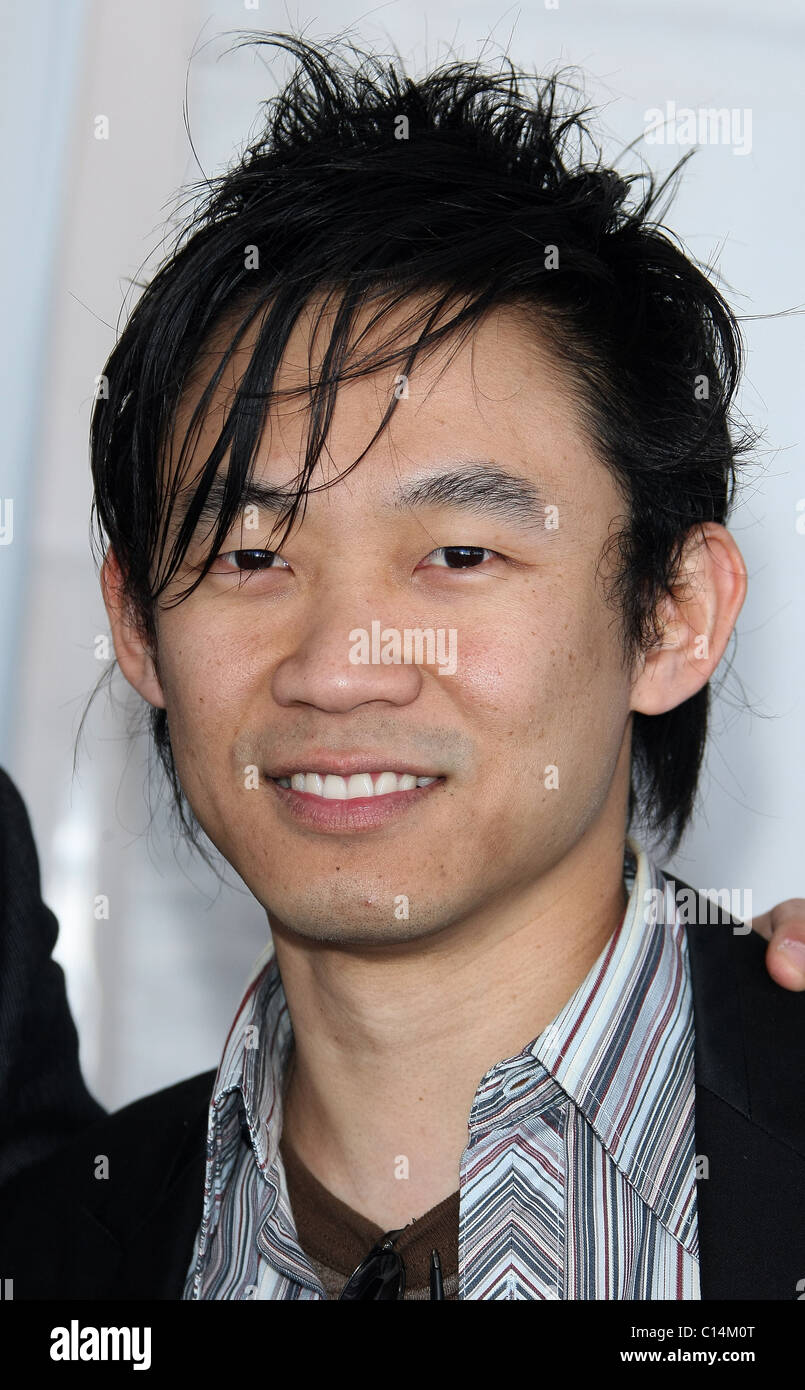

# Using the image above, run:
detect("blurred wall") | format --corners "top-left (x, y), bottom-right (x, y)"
top-left (1, 0), bottom-right (802, 1109)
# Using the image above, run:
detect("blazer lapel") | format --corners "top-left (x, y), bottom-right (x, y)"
top-left (116, 1106), bottom-right (210, 1298)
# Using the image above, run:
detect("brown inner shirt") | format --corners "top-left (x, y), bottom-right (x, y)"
top-left (280, 1130), bottom-right (460, 1299)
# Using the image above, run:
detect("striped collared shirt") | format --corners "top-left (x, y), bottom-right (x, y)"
top-left (183, 837), bottom-right (699, 1299)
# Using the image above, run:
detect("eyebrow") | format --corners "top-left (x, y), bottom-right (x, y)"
top-left (390, 463), bottom-right (549, 529)
top-left (184, 461), bottom-right (550, 534)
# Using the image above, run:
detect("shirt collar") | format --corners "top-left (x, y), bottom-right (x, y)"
top-left (210, 937), bottom-right (290, 1175)
top-left (208, 835), bottom-right (696, 1249)
top-left (466, 836), bottom-right (697, 1248)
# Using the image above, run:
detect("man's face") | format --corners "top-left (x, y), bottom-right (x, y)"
top-left (141, 299), bottom-right (638, 943)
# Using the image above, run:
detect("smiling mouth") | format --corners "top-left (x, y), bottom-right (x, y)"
top-left (268, 768), bottom-right (445, 833)
top-left (272, 771), bottom-right (440, 799)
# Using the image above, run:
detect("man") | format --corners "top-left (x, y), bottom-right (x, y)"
top-left (0, 34), bottom-right (802, 1300)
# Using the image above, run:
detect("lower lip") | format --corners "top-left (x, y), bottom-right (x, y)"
top-left (268, 777), bottom-right (445, 832)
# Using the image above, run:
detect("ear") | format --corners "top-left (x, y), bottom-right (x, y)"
top-left (630, 522), bottom-right (747, 716)
top-left (100, 548), bottom-right (167, 710)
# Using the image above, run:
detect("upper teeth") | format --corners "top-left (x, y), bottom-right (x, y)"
top-left (275, 772), bottom-right (437, 797)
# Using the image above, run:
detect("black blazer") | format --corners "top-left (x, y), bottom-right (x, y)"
top-left (0, 767), bottom-right (105, 1188)
top-left (0, 866), bottom-right (803, 1299)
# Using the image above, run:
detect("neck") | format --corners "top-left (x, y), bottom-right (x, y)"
top-left (273, 818), bottom-right (631, 1229)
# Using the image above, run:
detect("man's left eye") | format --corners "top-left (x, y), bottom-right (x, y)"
top-left (420, 546), bottom-right (500, 569)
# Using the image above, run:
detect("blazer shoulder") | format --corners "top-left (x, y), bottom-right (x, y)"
top-left (0, 1067), bottom-right (216, 1233)
top-left (0, 1069), bottom-right (216, 1298)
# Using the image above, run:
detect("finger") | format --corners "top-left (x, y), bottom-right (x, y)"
top-left (761, 900), bottom-right (805, 991)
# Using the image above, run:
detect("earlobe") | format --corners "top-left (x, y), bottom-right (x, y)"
top-left (100, 549), bottom-right (167, 710)
top-left (629, 523), bottom-right (747, 718)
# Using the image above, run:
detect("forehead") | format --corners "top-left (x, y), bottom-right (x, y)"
top-left (165, 290), bottom-right (605, 512)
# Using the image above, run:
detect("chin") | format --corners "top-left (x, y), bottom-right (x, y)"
top-left (269, 887), bottom-right (452, 945)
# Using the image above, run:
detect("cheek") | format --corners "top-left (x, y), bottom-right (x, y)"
top-left (154, 612), bottom-right (255, 773)
top-left (449, 631), bottom-right (572, 818)
top-left (452, 591), bottom-right (627, 790)
top-left (451, 578), bottom-right (597, 724)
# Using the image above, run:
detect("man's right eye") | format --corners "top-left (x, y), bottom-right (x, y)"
top-left (212, 550), bottom-right (291, 572)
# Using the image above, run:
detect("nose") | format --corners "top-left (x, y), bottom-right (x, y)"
top-left (271, 592), bottom-right (425, 713)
